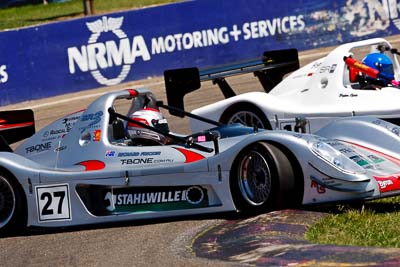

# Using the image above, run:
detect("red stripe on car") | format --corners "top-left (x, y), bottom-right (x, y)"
top-left (173, 147), bottom-right (205, 163)
top-left (75, 160), bottom-right (105, 171)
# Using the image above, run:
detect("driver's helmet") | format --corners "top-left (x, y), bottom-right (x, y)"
top-left (362, 53), bottom-right (394, 79)
top-left (126, 108), bottom-right (169, 145)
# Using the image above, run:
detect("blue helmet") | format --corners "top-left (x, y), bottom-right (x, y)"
top-left (362, 53), bottom-right (394, 80)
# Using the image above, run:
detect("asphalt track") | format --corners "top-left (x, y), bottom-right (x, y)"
top-left (1, 35), bottom-right (400, 267)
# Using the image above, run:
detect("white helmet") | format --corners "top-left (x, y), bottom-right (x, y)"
top-left (126, 108), bottom-right (169, 145)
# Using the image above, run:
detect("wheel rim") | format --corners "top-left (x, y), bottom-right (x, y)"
top-left (238, 150), bottom-right (271, 206)
top-left (0, 176), bottom-right (16, 228)
top-left (228, 111), bottom-right (265, 128)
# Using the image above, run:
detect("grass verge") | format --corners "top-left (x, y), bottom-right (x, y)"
top-left (305, 196), bottom-right (400, 247)
top-left (0, 0), bottom-right (179, 30)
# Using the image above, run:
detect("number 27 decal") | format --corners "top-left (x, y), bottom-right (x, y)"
top-left (36, 184), bottom-right (71, 222)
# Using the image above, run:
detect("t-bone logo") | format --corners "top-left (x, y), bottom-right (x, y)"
top-left (67, 16), bottom-right (151, 86)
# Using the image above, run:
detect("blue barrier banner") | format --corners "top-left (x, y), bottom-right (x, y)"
top-left (1, 0), bottom-right (400, 105)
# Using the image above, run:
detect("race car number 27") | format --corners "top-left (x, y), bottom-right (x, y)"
top-left (36, 184), bottom-right (71, 222)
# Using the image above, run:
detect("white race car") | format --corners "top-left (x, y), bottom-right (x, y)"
top-left (164, 38), bottom-right (400, 133)
top-left (3, 88), bottom-right (400, 233)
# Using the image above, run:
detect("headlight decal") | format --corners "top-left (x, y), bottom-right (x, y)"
top-left (308, 138), bottom-right (366, 174)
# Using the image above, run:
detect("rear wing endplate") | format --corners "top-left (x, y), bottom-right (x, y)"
top-left (0, 109), bottom-right (35, 146)
top-left (164, 49), bottom-right (299, 116)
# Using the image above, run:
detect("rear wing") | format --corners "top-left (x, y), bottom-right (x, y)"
top-left (164, 49), bottom-right (299, 116)
top-left (0, 109), bottom-right (35, 149)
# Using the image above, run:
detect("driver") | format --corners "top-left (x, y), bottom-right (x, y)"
top-left (361, 52), bottom-right (395, 87)
top-left (126, 108), bottom-right (170, 146)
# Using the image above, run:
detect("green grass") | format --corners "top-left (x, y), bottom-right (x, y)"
top-left (305, 196), bottom-right (400, 247)
top-left (0, 0), bottom-right (179, 30)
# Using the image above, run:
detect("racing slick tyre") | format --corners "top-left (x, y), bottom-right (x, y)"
top-left (230, 142), bottom-right (300, 215)
top-left (0, 171), bottom-right (26, 234)
top-left (220, 103), bottom-right (272, 130)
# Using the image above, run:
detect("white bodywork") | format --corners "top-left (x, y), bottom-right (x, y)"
top-left (191, 38), bottom-right (400, 133)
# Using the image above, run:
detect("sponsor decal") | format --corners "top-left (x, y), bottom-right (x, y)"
top-left (392, 127), bottom-right (400, 136)
top-left (80, 111), bottom-right (103, 131)
top-left (118, 152), bottom-right (139, 157)
top-left (339, 147), bottom-right (354, 154)
top-left (68, 16), bottom-right (148, 86)
top-left (374, 174), bottom-right (400, 193)
top-left (329, 64), bottom-right (337, 73)
top-left (41, 117), bottom-right (78, 142)
top-left (311, 62), bottom-right (322, 70)
top-left (62, 115), bottom-right (80, 132)
top-left (81, 111), bottom-right (103, 124)
top-left (311, 181), bottom-right (326, 194)
top-left (326, 140), bottom-right (343, 147)
top-left (117, 151), bottom-right (161, 157)
top-left (339, 93), bottom-right (358, 97)
top-left (68, 14), bottom-right (305, 86)
top-left (121, 158), bottom-right (154, 165)
top-left (350, 155), bottom-right (370, 167)
top-left (36, 184), bottom-right (71, 222)
top-left (120, 158), bottom-right (174, 165)
top-left (367, 154), bottom-right (385, 163)
top-left (42, 129), bottom-right (71, 140)
top-left (62, 115), bottom-right (81, 123)
top-left (319, 64), bottom-right (337, 73)
top-left (372, 119), bottom-right (383, 125)
top-left (43, 131), bottom-right (49, 138)
top-left (105, 150), bottom-right (116, 157)
top-left (343, 0), bottom-right (400, 36)
top-left (0, 64), bottom-right (8, 84)
top-left (152, 159), bottom-right (174, 164)
top-left (93, 129), bottom-right (101, 142)
top-left (54, 145), bottom-right (67, 152)
top-left (26, 142), bottom-right (52, 154)
top-left (50, 129), bottom-right (67, 135)
top-left (371, 119), bottom-right (400, 136)
top-left (343, 140), bottom-right (400, 166)
top-left (104, 185), bottom-right (208, 213)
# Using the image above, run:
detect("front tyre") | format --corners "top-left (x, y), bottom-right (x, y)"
top-left (0, 172), bottom-right (26, 234)
top-left (230, 142), bottom-right (296, 215)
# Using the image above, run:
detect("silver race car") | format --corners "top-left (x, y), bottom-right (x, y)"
top-left (164, 38), bottom-right (400, 133)
top-left (2, 88), bottom-right (400, 233)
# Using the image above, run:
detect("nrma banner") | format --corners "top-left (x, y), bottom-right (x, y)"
top-left (0, 0), bottom-right (400, 105)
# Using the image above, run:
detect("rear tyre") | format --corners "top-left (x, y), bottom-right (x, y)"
top-left (230, 142), bottom-right (297, 215)
top-left (0, 172), bottom-right (26, 234)
top-left (220, 103), bottom-right (271, 129)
